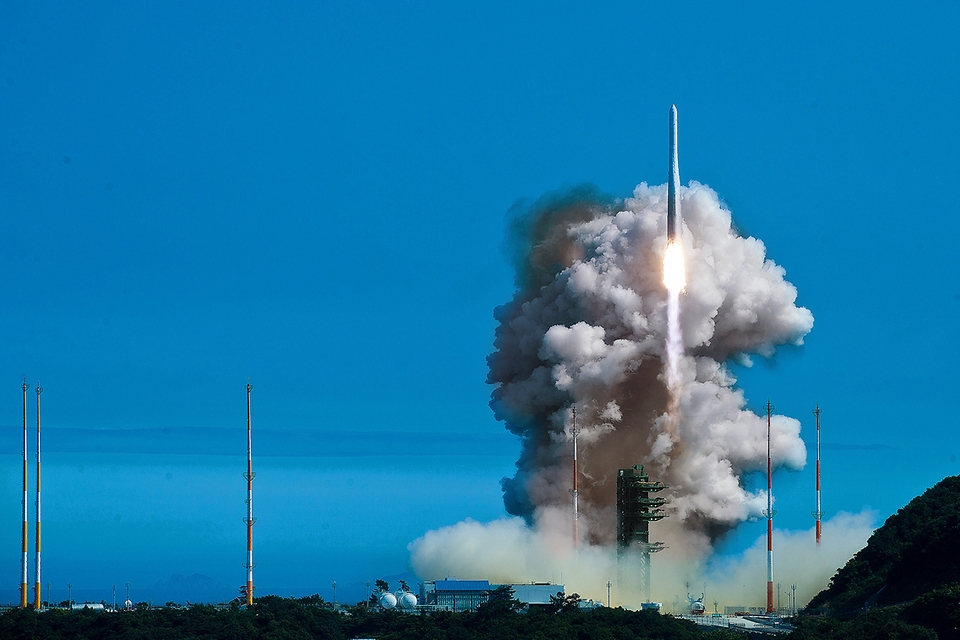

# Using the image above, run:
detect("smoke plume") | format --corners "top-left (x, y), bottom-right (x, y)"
top-left (411, 180), bottom-right (822, 602)
top-left (489, 181), bottom-right (812, 547)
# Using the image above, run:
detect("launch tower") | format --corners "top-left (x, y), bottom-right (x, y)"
top-left (617, 465), bottom-right (667, 601)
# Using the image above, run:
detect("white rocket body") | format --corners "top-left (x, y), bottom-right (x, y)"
top-left (667, 105), bottom-right (681, 242)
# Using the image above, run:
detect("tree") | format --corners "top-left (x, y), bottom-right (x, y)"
top-left (902, 583), bottom-right (960, 639)
top-left (477, 585), bottom-right (524, 617)
top-left (549, 592), bottom-right (582, 613)
top-left (369, 579), bottom-right (391, 606)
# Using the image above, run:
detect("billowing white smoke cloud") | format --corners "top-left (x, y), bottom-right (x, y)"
top-left (411, 181), bottom-right (820, 601)
top-left (489, 182), bottom-right (812, 544)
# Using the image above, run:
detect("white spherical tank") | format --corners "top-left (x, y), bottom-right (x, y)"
top-left (399, 592), bottom-right (418, 609)
top-left (378, 592), bottom-right (398, 609)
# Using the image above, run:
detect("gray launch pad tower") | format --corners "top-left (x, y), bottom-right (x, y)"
top-left (617, 465), bottom-right (668, 600)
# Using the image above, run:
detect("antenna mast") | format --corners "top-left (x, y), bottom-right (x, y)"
top-left (571, 406), bottom-right (580, 550)
top-left (812, 405), bottom-right (823, 545)
top-left (34, 382), bottom-right (43, 610)
top-left (21, 380), bottom-right (29, 608)
top-left (243, 382), bottom-right (256, 605)
top-left (763, 400), bottom-right (776, 614)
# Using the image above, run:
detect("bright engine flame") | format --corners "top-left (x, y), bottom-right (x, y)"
top-left (663, 241), bottom-right (686, 291)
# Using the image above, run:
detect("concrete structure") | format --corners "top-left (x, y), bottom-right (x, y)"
top-left (425, 580), bottom-right (491, 611)
top-left (422, 580), bottom-right (564, 612)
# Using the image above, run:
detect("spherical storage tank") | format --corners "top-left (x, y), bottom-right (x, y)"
top-left (378, 592), bottom-right (398, 609)
top-left (399, 592), bottom-right (418, 609)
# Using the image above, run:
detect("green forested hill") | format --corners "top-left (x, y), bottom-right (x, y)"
top-left (786, 475), bottom-right (960, 639)
top-left (807, 474), bottom-right (960, 613)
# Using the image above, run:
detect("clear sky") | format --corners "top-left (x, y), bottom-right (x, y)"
top-left (2, 1), bottom-right (959, 606)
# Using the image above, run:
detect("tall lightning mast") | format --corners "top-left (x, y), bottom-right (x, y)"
top-left (243, 383), bottom-right (255, 605)
top-left (763, 401), bottom-right (776, 614)
top-left (21, 380), bottom-right (29, 608)
top-left (571, 406), bottom-right (580, 550)
top-left (812, 405), bottom-right (823, 545)
top-left (34, 382), bottom-right (42, 610)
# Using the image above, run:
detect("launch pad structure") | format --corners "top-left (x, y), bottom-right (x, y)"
top-left (617, 465), bottom-right (667, 601)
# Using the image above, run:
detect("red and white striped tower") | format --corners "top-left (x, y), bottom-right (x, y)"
top-left (812, 405), bottom-right (823, 545)
top-left (21, 380), bottom-right (29, 608)
top-left (571, 406), bottom-right (580, 550)
top-left (764, 400), bottom-right (775, 614)
top-left (243, 382), bottom-right (255, 605)
top-left (34, 382), bottom-right (42, 610)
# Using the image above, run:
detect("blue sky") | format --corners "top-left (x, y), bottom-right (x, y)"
top-left (2, 1), bottom-right (959, 605)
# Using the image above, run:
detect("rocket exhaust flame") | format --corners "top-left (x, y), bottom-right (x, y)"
top-left (662, 242), bottom-right (686, 292)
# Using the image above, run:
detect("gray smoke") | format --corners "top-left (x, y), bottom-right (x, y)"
top-left (487, 181), bottom-right (813, 548)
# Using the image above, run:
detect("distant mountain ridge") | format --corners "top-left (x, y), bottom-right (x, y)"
top-left (0, 427), bottom-right (513, 458)
top-left (152, 573), bottom-right (230, 604)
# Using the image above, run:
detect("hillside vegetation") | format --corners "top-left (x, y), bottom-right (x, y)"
top-left (807, 474), bottom-right (960, 613)
top-left (789, 474), bottom-right (960, 639)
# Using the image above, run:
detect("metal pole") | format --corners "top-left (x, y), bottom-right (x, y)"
top-left (244, 383), bottom-right (255, 605)
top-left (813, 405), bottom-right (822, 545)
top-left (34, 383), bottom-right (43, 610)
top-left (764, 401), bottom-right (775, 613)
top-left (571, 406), bottom-right (579, 550)
top-left (21, 380), bottom-right (29, 608)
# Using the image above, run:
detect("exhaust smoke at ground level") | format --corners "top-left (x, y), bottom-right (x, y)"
top-left (409, 511), bottom-right (874, 609)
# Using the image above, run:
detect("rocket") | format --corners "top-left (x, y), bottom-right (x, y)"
top-left (667, 104), bottom-right (681, 242)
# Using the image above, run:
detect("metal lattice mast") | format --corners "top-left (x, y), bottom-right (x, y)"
top-left (571, 406), bottom-right (579, 550)
top-left (21, 380), bottom-right (29, 608)
top-left (34, 382), bottom-right (42, 610)
top-left (243, 383), bottom-right (256, 605)
top-left (763, 401), bottom-right (776, 614)
top-left (812, 405), bottom-right (823, 545)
